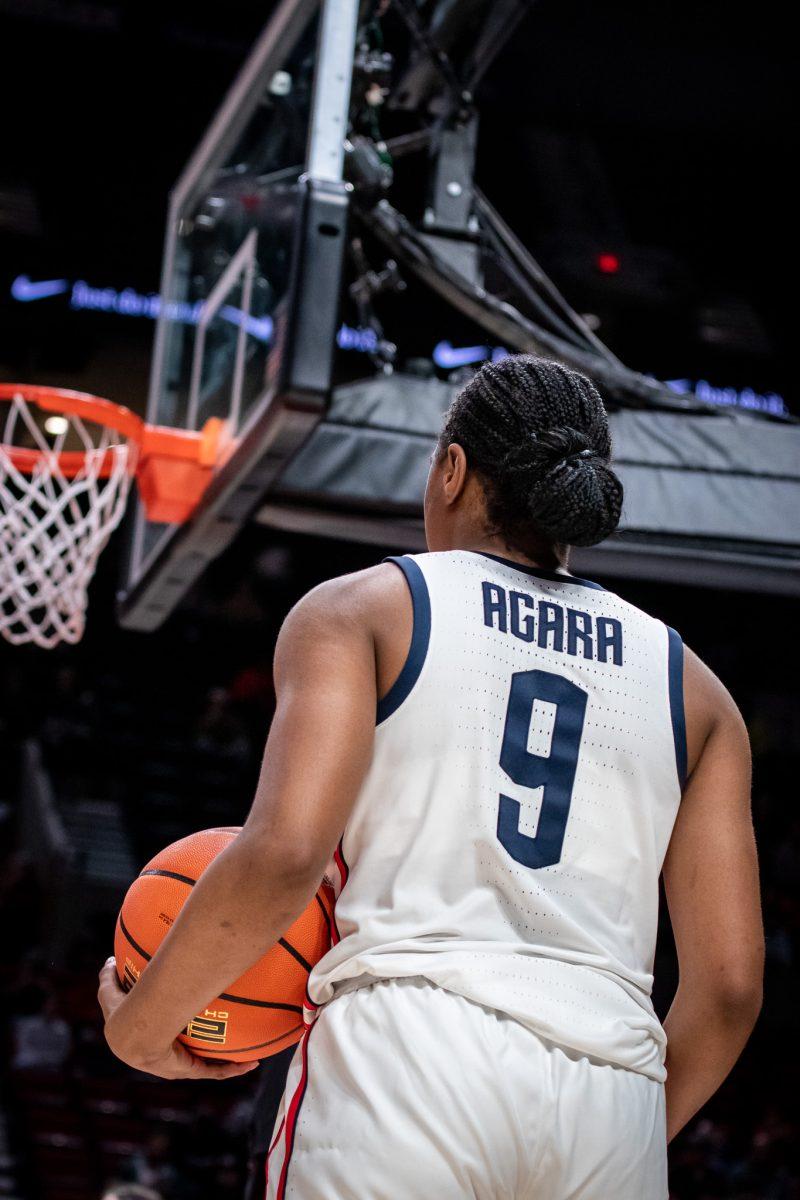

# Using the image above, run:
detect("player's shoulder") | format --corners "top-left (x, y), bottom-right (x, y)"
top-left (683, 644), bottom-right (746, 734)
top-left (282, 560), bottom-right (410, 637)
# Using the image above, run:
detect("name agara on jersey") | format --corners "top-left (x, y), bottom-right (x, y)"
top-left (481, 581), bottom-right (624, 666)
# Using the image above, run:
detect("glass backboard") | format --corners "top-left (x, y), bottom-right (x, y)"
top-left (119, 0), bottom-right (358, 629)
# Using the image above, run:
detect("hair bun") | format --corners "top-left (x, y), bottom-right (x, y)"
top-left (503, 425), bottom-right (623, 547)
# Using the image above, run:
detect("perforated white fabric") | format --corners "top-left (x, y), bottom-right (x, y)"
top-left (309, 550), bottom-right (684, 1081)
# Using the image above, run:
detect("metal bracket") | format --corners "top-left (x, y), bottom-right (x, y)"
top-left (421, 114), bottom-right (481, 285)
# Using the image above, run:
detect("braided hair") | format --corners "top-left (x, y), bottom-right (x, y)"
top-left (439, 355), bottom-right (623, 551)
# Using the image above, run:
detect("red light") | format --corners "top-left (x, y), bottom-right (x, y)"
top-left (596, 252), bottom-right (620, 275)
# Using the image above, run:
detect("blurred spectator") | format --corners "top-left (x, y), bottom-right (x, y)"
top-left (195, 688), bottom-right (250, 762)
top-left (40, 666), bottom-right (97, 750)
top-left (11, 994), bottom-right (72, 1070)
top-left (0, 853), bottom-right (42, 963)
top-left (229, 655), bottom-right (275, 717)
top-left (130, 1132), bottom-right (182, 1197)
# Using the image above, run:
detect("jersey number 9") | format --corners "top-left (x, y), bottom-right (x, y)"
top-left (498, 670), bottom-right (588, 869)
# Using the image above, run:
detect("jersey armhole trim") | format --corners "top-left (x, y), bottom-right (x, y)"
top-left (667, 626), bottom-right (688, 789)
top-left (376, 556), bottom-right (431, 725)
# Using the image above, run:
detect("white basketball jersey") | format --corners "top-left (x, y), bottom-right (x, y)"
top-left (308, 549), bottom-right (686, 1082)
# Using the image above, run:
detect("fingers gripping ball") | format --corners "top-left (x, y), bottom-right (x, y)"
top-left (114, 827), bottom-right (334, 1062)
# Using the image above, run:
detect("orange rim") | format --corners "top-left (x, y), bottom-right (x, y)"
top-left (0, 384), bottom-right (225, 484)
top-left (0, 384), bottom-right (143, 479)
top-left (0, 384), bottom-right (145, 438)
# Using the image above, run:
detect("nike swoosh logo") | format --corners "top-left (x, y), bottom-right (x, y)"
top-left (432, 340), bottom-right (489, 369)
top-left (11, 275), bottom-right (69, 302)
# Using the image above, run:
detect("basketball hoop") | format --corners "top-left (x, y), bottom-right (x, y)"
top-left (0, 385), bottom-right (227, 649)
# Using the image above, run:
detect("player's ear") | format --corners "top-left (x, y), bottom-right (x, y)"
top-left (442, 443), bottom-right (469, 505)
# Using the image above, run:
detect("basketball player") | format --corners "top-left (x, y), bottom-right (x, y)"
top-left (99, 356), bottom-right (763, 1199)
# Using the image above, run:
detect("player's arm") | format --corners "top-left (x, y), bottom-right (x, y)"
top-left (99, 567), bottom-right (395, 1079)
top-left (661, 647), bottom-right (763, 1141)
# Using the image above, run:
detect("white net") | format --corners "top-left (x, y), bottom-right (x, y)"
top-left (0, 392), bottom-right (137, 648)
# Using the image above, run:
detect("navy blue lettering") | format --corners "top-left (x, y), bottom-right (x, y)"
top-left (596, 617), bottom-right (623, 666)
top-left (482, 582), bottom-right (507, 632)
top-left (509, 590), bottom-right (535, 642)
top-left (566, 609), bottom-right (593, 658)
top-left (497, 670), bottom-right (588, 869)
top-left (482, 582), bottom-right (622, 669)
top-left (537, 602), bottom-right (564, 652)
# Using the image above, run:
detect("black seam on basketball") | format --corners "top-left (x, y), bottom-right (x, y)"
top-left (139, 868), bottom-right (196, 886)
top-left (219, 992), bottom-right (302, 1013)
top-left (119, 914), bottom-right (152, 962)
top-left (314, 891), bottom-right (333, 940)
top-left (278, 938), bottom-right (312, 973)
top-left (118, 919), bottom-right (304, 1012)
top-left (189, 1025), bottom-right (303, 1055)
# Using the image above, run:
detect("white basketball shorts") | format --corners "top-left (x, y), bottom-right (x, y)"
top-left (264, 977), bottom-right (668, 1199)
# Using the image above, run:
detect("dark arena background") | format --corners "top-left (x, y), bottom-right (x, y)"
top-left (1, 2), bottom-right (797, 1199)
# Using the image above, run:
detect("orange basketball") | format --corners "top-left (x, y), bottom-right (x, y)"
top-left (114, 827), bottom-right (334, 1062)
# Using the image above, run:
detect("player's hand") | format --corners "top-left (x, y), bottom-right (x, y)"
top-left (97, 957), bottom-right (259, 1081)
